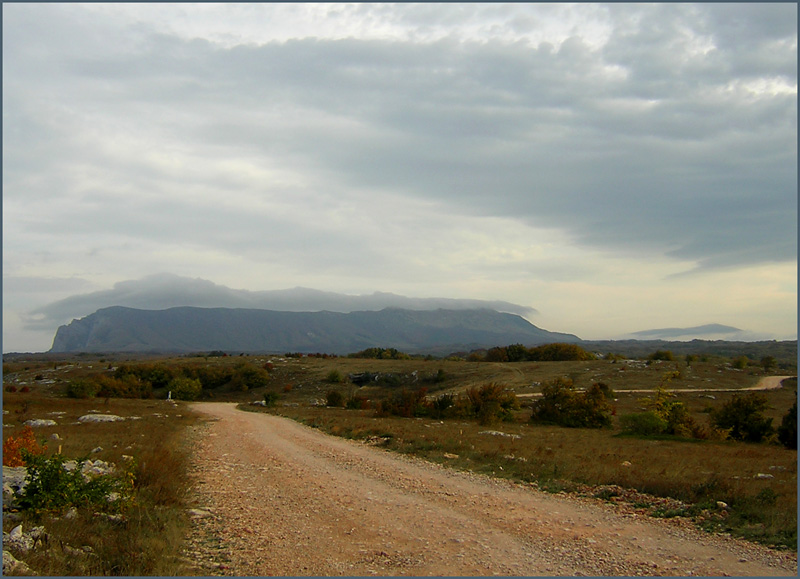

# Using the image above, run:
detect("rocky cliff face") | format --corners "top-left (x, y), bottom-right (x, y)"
top-left (49, 306), bottom-right (579, 354)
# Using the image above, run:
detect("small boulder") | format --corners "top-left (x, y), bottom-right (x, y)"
top-left (78, 414), bottom-right (124, 423)
top-left (22, 419), bottom-right (56, 428)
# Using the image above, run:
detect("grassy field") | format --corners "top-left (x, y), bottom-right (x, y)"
top-left (2, 349), bottom-right (797, 576)
top-left (2, 372), bottom-right (200, 575)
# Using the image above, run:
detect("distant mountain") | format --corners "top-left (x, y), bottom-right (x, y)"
top-left (29, 273), bottom-right (537, 330)
top-left (629, 324), bottom-right (744, 340)
top-left (49, 306), bottom-right (580, 354)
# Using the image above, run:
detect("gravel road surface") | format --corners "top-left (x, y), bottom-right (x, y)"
top-left (183, 402), bottom-right (797, 576)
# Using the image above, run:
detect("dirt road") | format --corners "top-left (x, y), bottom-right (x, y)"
top-left (184, 402), bottom-right (796, 576)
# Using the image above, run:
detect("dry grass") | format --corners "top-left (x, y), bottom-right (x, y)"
top-left (3, 350), bottom-right (796, 568)
top-left (2, 382), bottom-right (201, 576)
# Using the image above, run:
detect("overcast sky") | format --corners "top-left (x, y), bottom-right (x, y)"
top-left (3, 3), bottom-right (797, 352)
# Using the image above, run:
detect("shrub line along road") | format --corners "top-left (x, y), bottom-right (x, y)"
top-left (516, 375), bottom-right (794, 397)
top-left (184, 402), bottom-right (796, 576)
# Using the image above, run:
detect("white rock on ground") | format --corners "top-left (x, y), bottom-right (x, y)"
top-left (22, 419), bottom-right (57, 427)
top-left (78, 414), bottom-right (124, 423)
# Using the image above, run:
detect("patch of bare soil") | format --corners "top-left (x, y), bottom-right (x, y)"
top-left (183, 403), bottom-right (796, 576)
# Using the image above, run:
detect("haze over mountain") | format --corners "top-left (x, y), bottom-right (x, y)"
top-left (49, 306), bottom-right (577, 355)
top-left (28, 274), bottom-right (537, 332)
top-left (628, 324), bottom-right (747, 341)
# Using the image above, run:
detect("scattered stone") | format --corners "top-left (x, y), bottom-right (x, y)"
top-left (3, 524), bottom-right (45, 554)
top-left (49, 433), bottom-right (61, 441)
top-left (188, 508), bottom-right (215, 519)
top-left (478, 430), bottom-right (521, 439)
top-left (78, 414), bottom-right (124, 423)
top-left (91, 446), bottom-right (103, 454)
top-left (621, 461), bottom-right (632, 467)
top-left (3, 550), bottom-right (34, 575)
top-left (754, 473), bottom-right (774, 479)
top-left (23, 419), bottom-right (57, 428)
top-left (716, 501), bottom-right (728, 509)
top-left (443, 453), bottom-right (460, 459)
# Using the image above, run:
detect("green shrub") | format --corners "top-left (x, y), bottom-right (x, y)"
top-left (648, 350), bottom-right (674, 361)
top-left (19, 451), bottom-right (131, 513)
top-left (263, 392), bottom-right (280, 407)
top-left (731, 356), bottom-right (749, 370)
top-left (168, 377), bottom-right (203, 401)
top-left (326, 390), bottom-right (344, 407)
top-left (66, 379), bottom-right (98, 399)
top-left (326, 369), bottom-right (344, 383)
top-left (619, 411), bottom-right (668, 436)
top-left (711, 392), bottom-right (774, 443)
top-left (639, 385), bottom-right (697, 436)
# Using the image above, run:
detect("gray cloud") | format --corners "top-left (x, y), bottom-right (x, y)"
top-left (5, 4), bottom-right (794, 276)
top-left (2, 4), bottom-right (796, 351)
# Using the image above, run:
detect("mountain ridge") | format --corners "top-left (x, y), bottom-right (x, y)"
top-left (49, 306), bottom-right (579, 355)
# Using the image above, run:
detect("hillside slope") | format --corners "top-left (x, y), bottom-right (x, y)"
top-left (49, 306), bottom-right (579, 354)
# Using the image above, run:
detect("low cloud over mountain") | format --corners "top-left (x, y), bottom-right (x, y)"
top-left (28, 273), bottom-right (537, 331)
top-left (628, 324), bottom-right (746, 341)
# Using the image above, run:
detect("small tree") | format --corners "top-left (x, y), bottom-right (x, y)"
top-left (760, 356), bottom-right (777, 373)
top-left (711, 392), bottom-right (774, 443)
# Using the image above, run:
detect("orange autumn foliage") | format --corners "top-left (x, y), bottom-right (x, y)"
top-left (3, 425), bottom-right (46, 467)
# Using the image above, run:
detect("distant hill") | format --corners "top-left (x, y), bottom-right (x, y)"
top-left (629, 324), bottom-right (743, 340)
top-left (49, 306), bottom-right (580, 354)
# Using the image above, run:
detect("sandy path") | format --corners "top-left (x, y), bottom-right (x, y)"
top-left (183, 402), bottom-right (796, 576)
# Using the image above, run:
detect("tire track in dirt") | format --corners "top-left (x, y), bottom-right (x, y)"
top-left (183, 402), bottom-right (796, 576)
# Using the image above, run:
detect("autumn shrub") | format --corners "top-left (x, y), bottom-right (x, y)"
top-left (379, 387), bottom-right (429, 417)
top-left (530, 378), bottom-right (612, 429)
top-left (95, 374), bottom-right (153, 399)
top-left (711, 392), bottom-right (774, 443)
top-left (466, 382), bottom-right (519, 425)
top-left (430, 393), bottom-right (455, 419)
top-left (229, 362), bottom-right (271, 391)
top-left (3, 425), bottom-right (46, 467)
top-left (345, 393), bottom-right (371, 410)
top-left (527, 343), bottom-right (595, 361)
